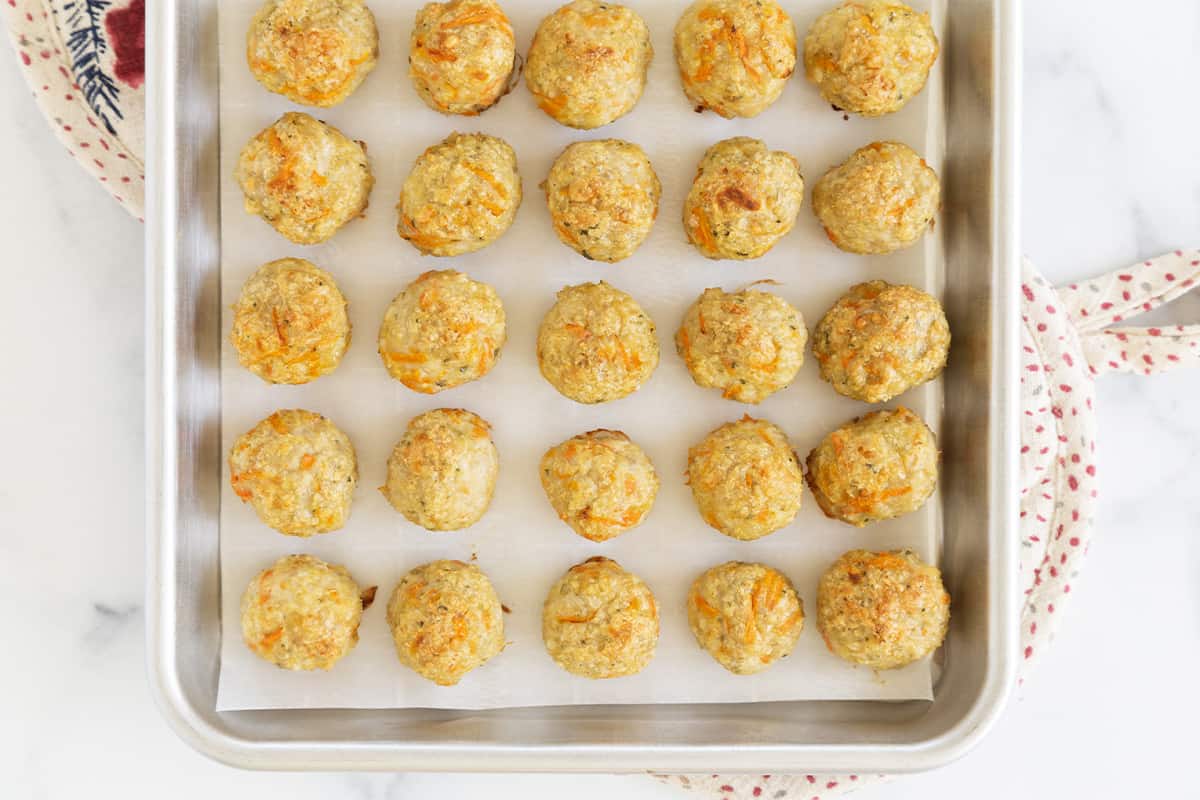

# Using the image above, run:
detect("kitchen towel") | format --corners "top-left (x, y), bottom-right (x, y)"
top-left (4, 0), bottom-right (145, 217)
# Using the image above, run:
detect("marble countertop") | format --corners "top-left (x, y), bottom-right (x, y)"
top-left (4, 3), bottom-right (1198, 798)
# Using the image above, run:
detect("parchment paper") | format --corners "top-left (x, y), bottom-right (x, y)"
top-left (216, 0), bottom-right (946, 711)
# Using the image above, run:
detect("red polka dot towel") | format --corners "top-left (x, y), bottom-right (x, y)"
top-left (659, 249), bottom-right (1200, 800)
top-left (3, 0), bottom-right (145, 217)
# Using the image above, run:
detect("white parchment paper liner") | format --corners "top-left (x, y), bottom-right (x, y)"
top-left (215, 0), bottom-right (945, 711)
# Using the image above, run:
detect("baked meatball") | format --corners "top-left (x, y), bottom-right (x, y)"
top-left (542, 139), bottom-right (661, 263)
top-left (525, 0), bottom-right (653, 129)
top-left (812, 280), bottom-right (949, 403)
top-left (229, 409), bottom-right (358, 536)
top-left (804, 0), bottom-right (939, 117)
top-left (687, 562), bottom-right (804, 675)
top-left (235, 112), bottom-right (372, 245)
top-left (816, 548), bottom-right (949, 669)
top-left (686, 416), bottom-right (804, 540)
top-left (240, 554), bottom-right (369, 670)
top-left (377, 270), bottom-right (506, 393)
top-left (674, 0), bottom-right (797, 118)
top-left (536, 282), bottom-right (659, 404)
top-left (542, 557), bottom-right (659, 679)
top-left (246, 0), bottom-right (378, 107)
top-left (397, 132), bottom-right (522, 256)
top-left (540, 429), bottom-right (659, 542)
top-left (380, 408), bottom-right (499, 531)
top-left (387, 560), bottom-right (505, 685)
top-left (683, 137), bottom-right (804, 260)
top-left (812, 141), bottom-right (940, 254)
top-left (231, 258), bottom-right (350, 385)
top-left (409, 0), bottom-right (518, 115)
top-left (676, 285), bottom-right (807, 403)
top-left (805, 407), bottom-right (938, 526)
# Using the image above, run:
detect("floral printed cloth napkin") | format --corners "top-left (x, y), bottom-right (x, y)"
top-left (4, 0), bottom-right (145, 217)
top-left (5, 9), bottom-right (1198, 797)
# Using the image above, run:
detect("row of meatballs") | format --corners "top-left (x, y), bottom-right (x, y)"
top-left (239, 115), bottom-right (941, 259)
top-left (230, 405), bottom-right (939, 540)
top-left (242, 550), bottom-right (950, 682)
top-left (248, 0), bottom-right (938, 121)
top-left (235, 266), bottom-right (951, 405)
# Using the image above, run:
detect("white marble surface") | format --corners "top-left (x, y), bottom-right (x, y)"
top-left (3, 2), bottom-right (1198, 798)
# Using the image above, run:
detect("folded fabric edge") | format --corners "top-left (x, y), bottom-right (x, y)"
top-left (3, 0), bottom-right (145, 219)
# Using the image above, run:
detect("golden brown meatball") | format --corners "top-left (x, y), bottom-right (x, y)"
top-left (409, 0), bottom-right (518, 115)
top-left (676, 285), bottom-right (807, 403)
top-left (240, 554), bottom-right (370, 671)
top-left (386, 560), bottom-right (505, 685)
top-left (812, 280), bottom-right (949, 403)
top-left (542, 139), bottom-right (661, 263)
top-left (674, 0), bottom-right (797, 118)
top-left (686, 415), bottom-right (804, 540)
top-left (228, 409), bottom-right (358, 536)
top-left (805, 407), bottom-right (938, 526)
top-left (246, 0), bottom-right (378, 107)
top-left (377, 270), bottom-right (506, 394)
top-left (542, 557), bottom-right (659, 679)
top-left (803, 0), bottom-right (939, 117)
top-left (687, 561), bottom-right (804, 674)
top-left (536, 282), bottom-right (659, 404)
top-left (235, 112), bottom-right (373, 245)
top-left (397, 132), bottom-right (522, 256)
top-left (816, 548), bottom-right (949, 669)
top-left (380, 408), bottom-right (499, 531)
top-left (683, 137), bottom-right (804, 260)
top-left (540, 429), bottom-right (659, 542)
top-left (230, 258), bottom-right (350, 385)
top-left (812, 141), bottom-right (940, 255)
top-left (525, 0), bottom-right (653, 129)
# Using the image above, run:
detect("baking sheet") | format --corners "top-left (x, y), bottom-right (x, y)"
top-left (216, 0), bottom-right (946, 711)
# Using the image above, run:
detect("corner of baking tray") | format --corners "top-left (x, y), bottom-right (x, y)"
top-left (143, 571), bottom-right (257, 771)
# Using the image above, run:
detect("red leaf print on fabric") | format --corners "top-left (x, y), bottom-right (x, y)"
top-left (105, 0), bottom-right (145, 89)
